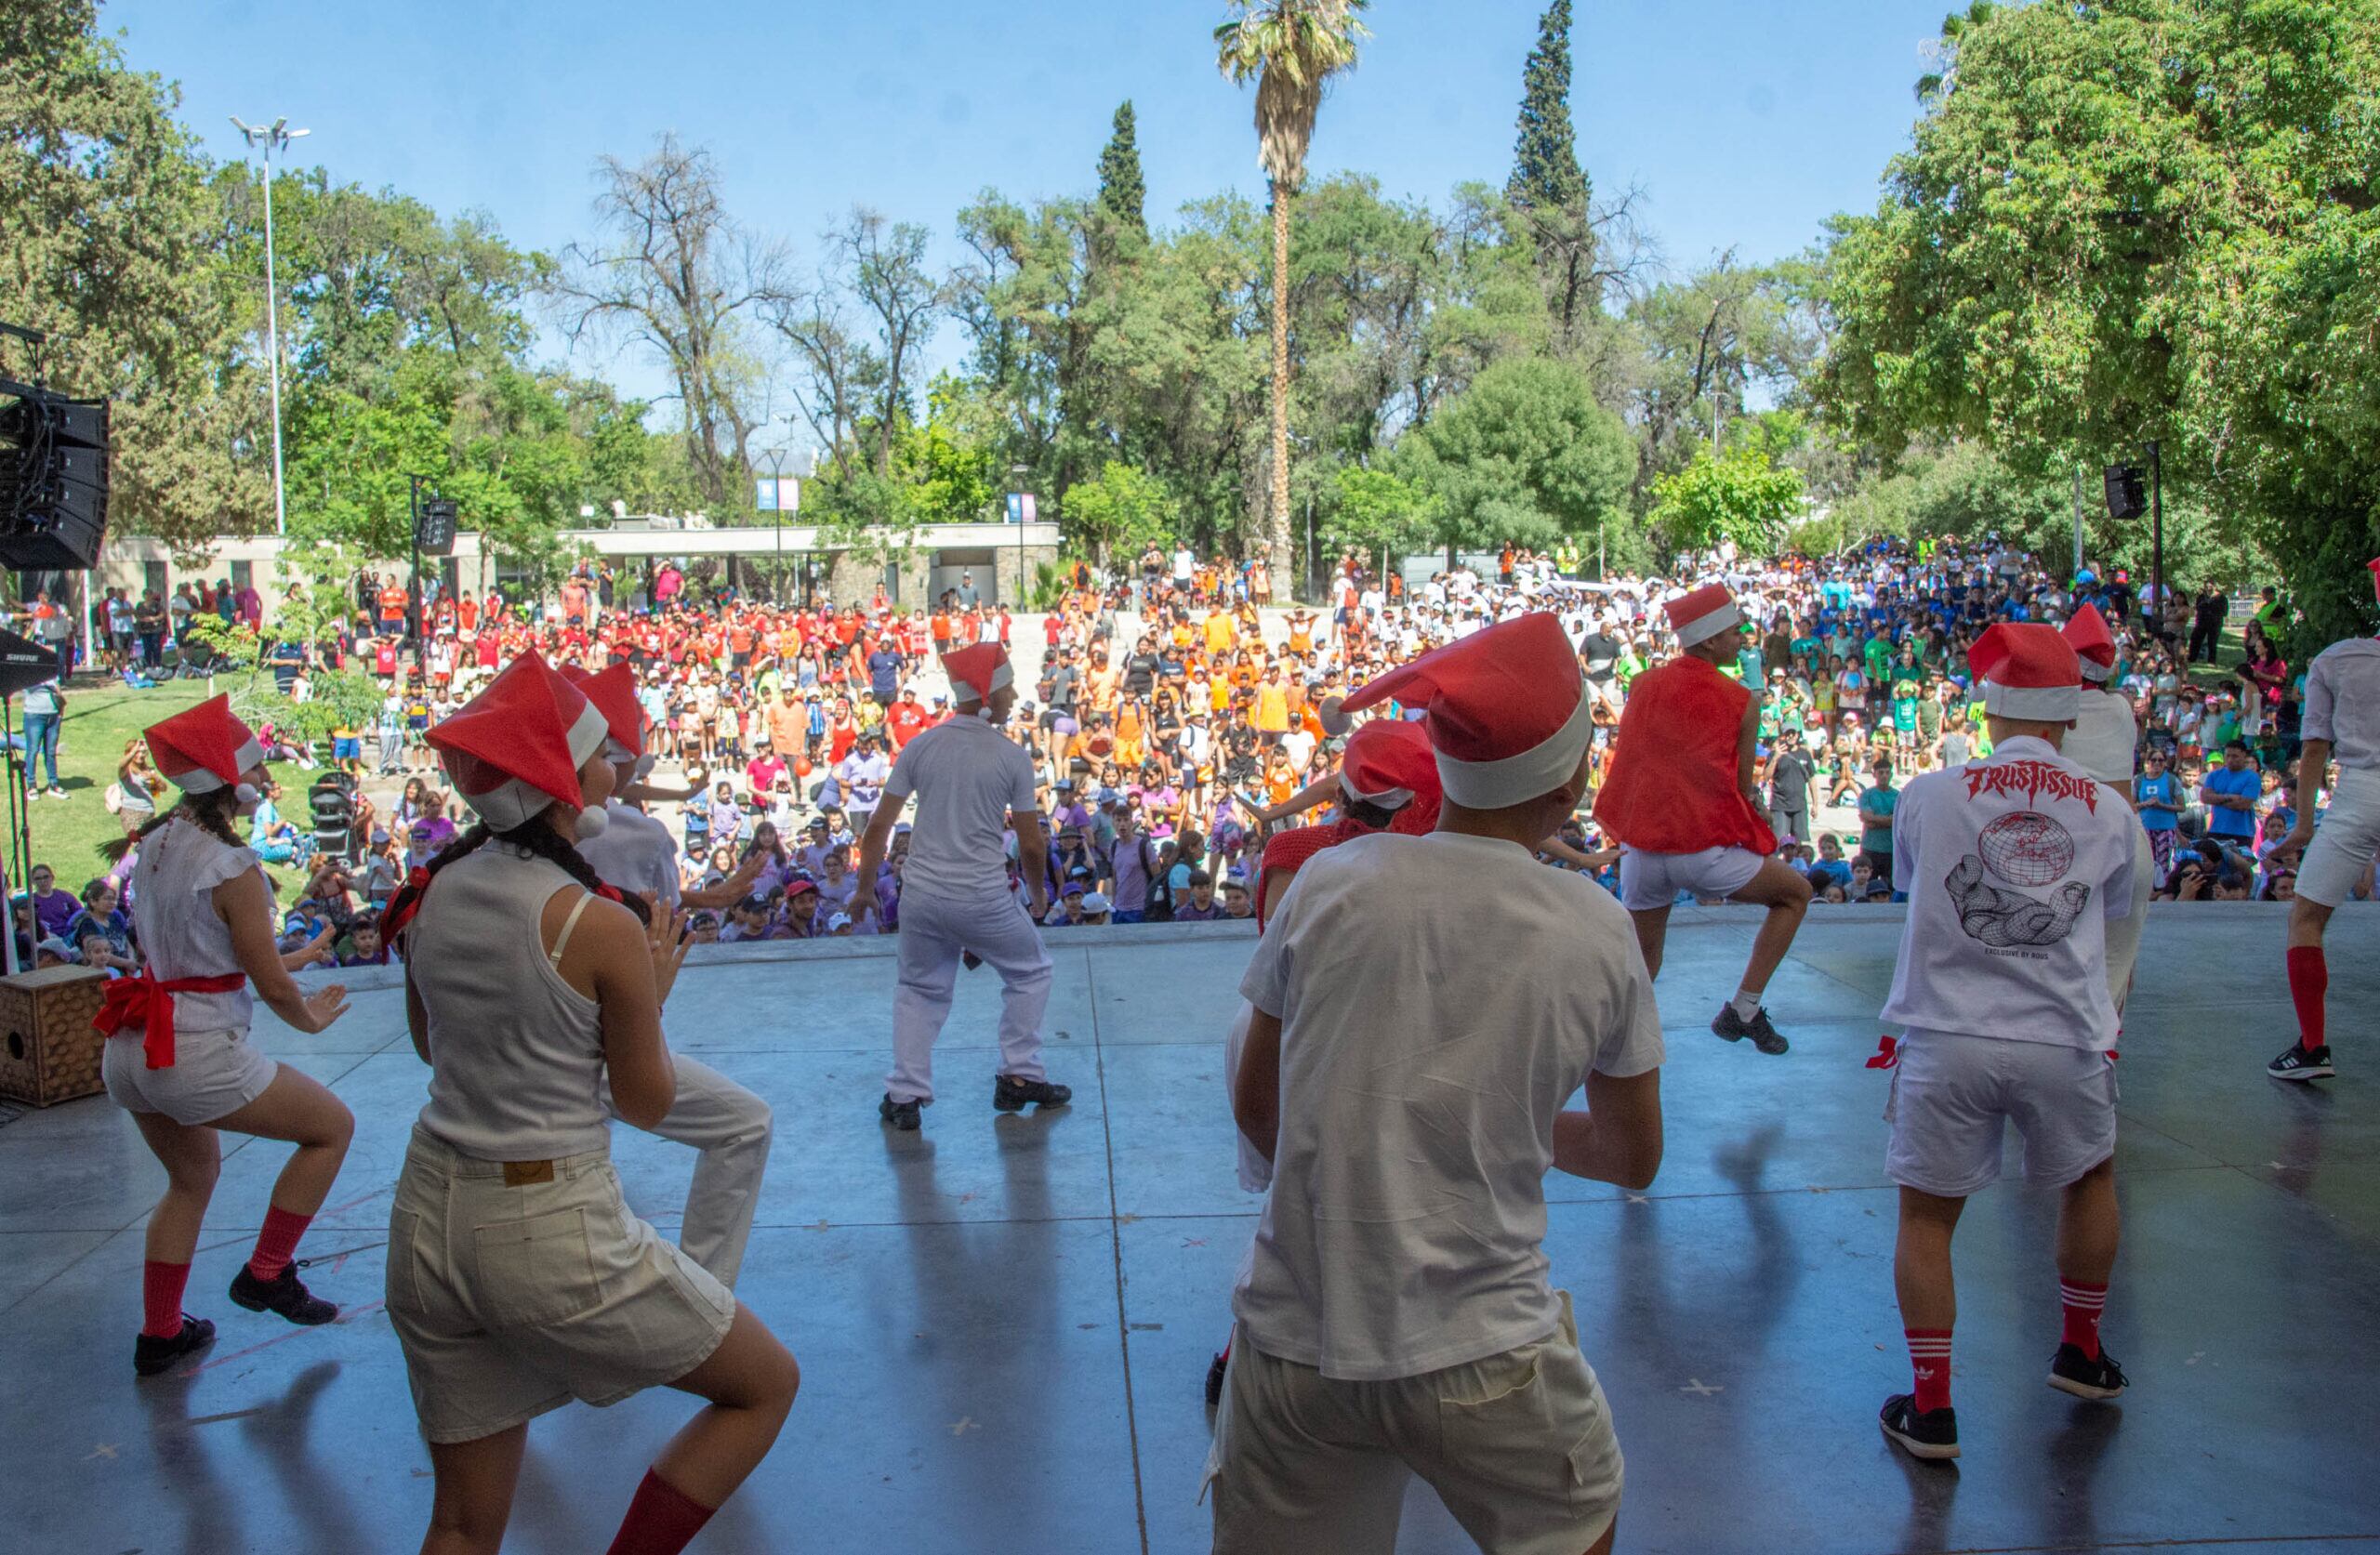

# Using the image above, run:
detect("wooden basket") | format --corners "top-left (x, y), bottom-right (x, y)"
top-left (0, 966), bottom-right (112, 1106)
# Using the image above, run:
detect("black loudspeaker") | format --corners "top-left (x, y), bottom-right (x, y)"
top-left (416, 497), bottom-right (457, 556)
top-left (2103, 465), bottom-right (2147, 522)
top-left (0, 393), bottom-right (109, 571)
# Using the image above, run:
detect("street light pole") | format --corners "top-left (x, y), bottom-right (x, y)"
top-left (1010, 463), bottom-right (1029, 611)
top-left (231, 116), bottom-right (309, 537)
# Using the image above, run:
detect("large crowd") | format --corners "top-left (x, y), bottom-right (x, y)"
top-left (20, 534), bottom-right (2367, 978)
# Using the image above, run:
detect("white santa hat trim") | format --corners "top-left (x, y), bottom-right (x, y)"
top-left (2078, 658), bottom-right (2114, 685)
top-left (948, 659), bottom-right (1014, 705)
top-left (177, 737), bottom-right (266, 794)
top-left (1341, 777), bottom-right (1414, 809)
top-left (456, 698), bottom-right (608, 831)
top-left (1668, 587), bottom-right (1742, 649)
top-left (1980, 681), bottom-right (2082, 721)
top-left (1435, 689), bottom-right (1594, 810)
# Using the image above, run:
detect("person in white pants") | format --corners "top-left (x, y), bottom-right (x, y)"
top-left (855, 642), bottom-right (1071, 1130)
top-left (569, 663), bottom-right (774, 1288)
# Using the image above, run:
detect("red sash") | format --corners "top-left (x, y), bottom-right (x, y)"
top-left (95, 971), bottom-right (249, 1071)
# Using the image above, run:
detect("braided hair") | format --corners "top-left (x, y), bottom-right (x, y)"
top-left (100, 784), bottom-right (243, 863)
top-left (387, 810), bottom-right (651, 959)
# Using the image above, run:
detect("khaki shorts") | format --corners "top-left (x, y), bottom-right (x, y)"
top-left (2297, 767), bottom-right (2380, 908)
top-left (1884, 1028), bottom-right (2117, 1197)
top-left (386, 1125), bottom-right (736, 1444)
top-left (102, 1026), bottom-right (276, 1127)
top-left (1207, 1293), bottom-right (1621, 1555)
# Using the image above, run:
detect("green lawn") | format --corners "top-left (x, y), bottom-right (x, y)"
top-left (32, 676), bottom-right (311, 899)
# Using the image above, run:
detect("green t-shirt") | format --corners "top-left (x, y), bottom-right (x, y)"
top-left (1863, 636), bottom-right (1894, 680)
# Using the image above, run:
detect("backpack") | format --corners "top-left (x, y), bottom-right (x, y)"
top-left (1141, 838), bottom-right (1174, 923)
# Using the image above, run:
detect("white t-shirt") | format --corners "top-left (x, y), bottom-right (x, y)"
top-left (1882, 736), bottom-right (2137, 1049)
top-left (883, 713), bottom-right (1039, 898)
top-left (578, 800), bottom-right (682, 910)
top-left (1235, 831), bottom-right (1664, 1381)
top-left (2064, 690), bottom-right (2138, 786)
top-left (2304, 638), bottom-right (2380, 773)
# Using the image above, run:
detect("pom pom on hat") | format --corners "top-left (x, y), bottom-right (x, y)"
top-left (2061, 602), bottom-right (2118, 682)
top-left (1341, 613), bottom-right (1588, 810)
top-left (943, 643), bottom-right (1012, 706)
top-left (429, 652), bottom-right (609, 831)
top-left (144, 694), bottom-right (266, 795)
top-left (1966, 623), bottom-right (2082, 723)
top-left (1665, 585), bottom-right (1741, 648)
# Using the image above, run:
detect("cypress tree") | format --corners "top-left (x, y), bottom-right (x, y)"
top-left (1096, 99), bottom-right (1148, 242)
top-left (1508, 0), bottom-right (1588, 216)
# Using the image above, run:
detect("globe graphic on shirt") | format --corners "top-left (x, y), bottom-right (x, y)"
top-left (1977, 811), bottom-right (2076, 888)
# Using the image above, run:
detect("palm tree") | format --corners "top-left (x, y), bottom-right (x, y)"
top-left (1215, 0), bottom-right (1369, 600)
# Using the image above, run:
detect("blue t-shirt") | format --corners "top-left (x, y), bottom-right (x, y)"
top-left (1858, 784), bottom-right (1900, 854)
top-left (2134, 772), bottom-right (2179, 832)
top-left (2203, 766), bottom-right (2261, 839)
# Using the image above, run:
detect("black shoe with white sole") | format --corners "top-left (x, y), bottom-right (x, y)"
top-left (2267, 1043), bottom-right (2334, 1081)
top-left (1879, 1393), bottom-right (1960, 1460)
top-left (993, 1074), bottom-right (1072, 1112)
top-left (879, 1094), bottom-right (921, 1131)
top-left (2048, 1343), bottom-right (2128, 1401)
top-left (1712, 1004), bottom-right (1790, 1056)
top-left (133, 1314), bottom-right (216, 1377)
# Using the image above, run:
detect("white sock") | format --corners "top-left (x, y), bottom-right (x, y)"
top-left (1730, 989), bottom-right (1763, 1021)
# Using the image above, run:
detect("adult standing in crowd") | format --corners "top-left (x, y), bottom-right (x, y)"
top-left (383, 653), bottom-right (797, 1555)
top-left (96, 695), bottom-right (356, 1377)
top-left (1594, 585), bottom-right (1811, 1054)
top-left (1214, 614), bottom-right (1662, 1554)
top-left (856, 642), bottom-right (1071, 1131)
top-left (2265, 557), bottom-right (2380, 1081)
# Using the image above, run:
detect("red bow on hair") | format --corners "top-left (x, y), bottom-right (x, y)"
top-left (381, 865), bottom-right (434, 948)
top-left (1865, 1034), bottom-right (1901, 1070)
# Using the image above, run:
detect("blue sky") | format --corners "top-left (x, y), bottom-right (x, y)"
top-left (109, 0), bottom-right (1950, 417)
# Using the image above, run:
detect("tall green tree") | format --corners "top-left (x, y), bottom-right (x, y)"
top-left (1096, 100), bottom-right (1148, 244)
top-left (1507, 0), bottom-right (1586, 215)
top-left (1822, 0), bottom-right (2380, 645)
top-left (1215, 0), bottom-right (1371, 595)
top-left (1403, 356), bottom-right (1633, 561)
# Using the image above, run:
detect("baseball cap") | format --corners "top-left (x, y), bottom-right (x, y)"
top-left (1096, 786), bottom-right (1122, 805)
top-left (1080, 891), bottom-right (1111, 914)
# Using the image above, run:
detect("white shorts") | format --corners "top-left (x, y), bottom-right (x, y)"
top-left (2298, 767), bottom-right (2380, 907)
top-left (386, 1126), bottom-right (736, 1444)
top-left (1207, 1293), bottom-right (1620, 1555)
top-left (1224, 1001), bottom-right (1271, 1193)
top-left (1618, 845), bottom-right (1765, 912)
top-left (1884, 1028), bottom-right (2117, 1198)
top-left (102, 1027), bottom-right (277, 1127)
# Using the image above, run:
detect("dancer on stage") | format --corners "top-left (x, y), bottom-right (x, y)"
top-left (1212, 614), bottom-right (1664, 1554)
top-left (2060, 603), bottom-right (2155, 1011)
top-left (384, 653), bottom-right (796, 1555)
top-left (99, 694), bottom-right (357, 1377)
top-left (854, 641), bottom-right (1070, 1131)
top-left (568, 663), bottom-right (774, 1287)
top-left (1593, 585), bottom-right (1811, 1054)
top-left (1203, 714), bottom-right (1443, 1406)
top-left (1873, 625), bottom-right (2138, 1462)
top-left (2266, 557), bottom-right (2380, 1081)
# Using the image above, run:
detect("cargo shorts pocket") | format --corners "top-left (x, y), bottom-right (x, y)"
top-left (384, 1208), bottom-right (424, 1315)
top-left (471, 1207), bottom-right (602, 1329)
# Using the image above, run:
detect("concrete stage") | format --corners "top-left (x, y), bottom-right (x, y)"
top-left (5, 904), bottom-right (2377, 1555)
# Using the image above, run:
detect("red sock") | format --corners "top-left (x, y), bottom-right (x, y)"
top-left (2060, 1279), bottom-right (2108, 1359)
top-left (246, 1206), bottom-right (313, 1283)
top-left (142, 1260), bottom-right (192, 1338)
top-left (2287, 945), bottom-right (2328, 1050)
top-left (605, 1469), bottom-right (716, 1555)
top-left (1906, 1328), bottom-right (1952, 1413)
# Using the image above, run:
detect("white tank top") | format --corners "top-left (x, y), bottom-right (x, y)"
top-left (129, 818), bottom-right (258, 1033)
top-left (410, 844), bottom-right (611, 1160)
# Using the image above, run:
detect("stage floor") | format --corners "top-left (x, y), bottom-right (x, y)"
top-left (5, 905), bottom-right (2377, 1555)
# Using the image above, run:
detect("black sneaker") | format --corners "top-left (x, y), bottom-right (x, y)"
top-left (2268, 1043), bottom-right (2334, 1082)
top-left (1879, 1392), bottom-right (1960, 1460)
top-left (1712, 1004), bottom-right (1790, 1056)
top-left (2048, 1343), bottom-right (2128, 1401)
top-left (879, 1094), bottom-right (921, 1131)
top-left (133, 1314), bottom-right (216, 1377)
top-left (1205, 1351), bottom-right (1228, 1409)
top-left (994, 1074), bottom-right (1073, 1112)
top-left (227, 1264), bottom-right (338, 1326)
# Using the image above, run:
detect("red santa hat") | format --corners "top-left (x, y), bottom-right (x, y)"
top-left (562, 662), bottom-right (645, 762)
top-left (1337, 718), bottom-right (1441, 811)
top-left (943, 642), bottom-right (1012, 705)
top-left (2368, 556), bottom-right (2380, 604)
top-left (143, 694), bottom-right (266, 795)
top-left (428, 652), bottom-right (609, 831)
top-left (1341, 613), bottom-right (1588, 810)
top-left (2060, 602), bottom-right (2118, 683)
top-left (1665, 585), bottom-right (1741, 648)
top-left (1966, 623), bottom-right (2081, 722)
